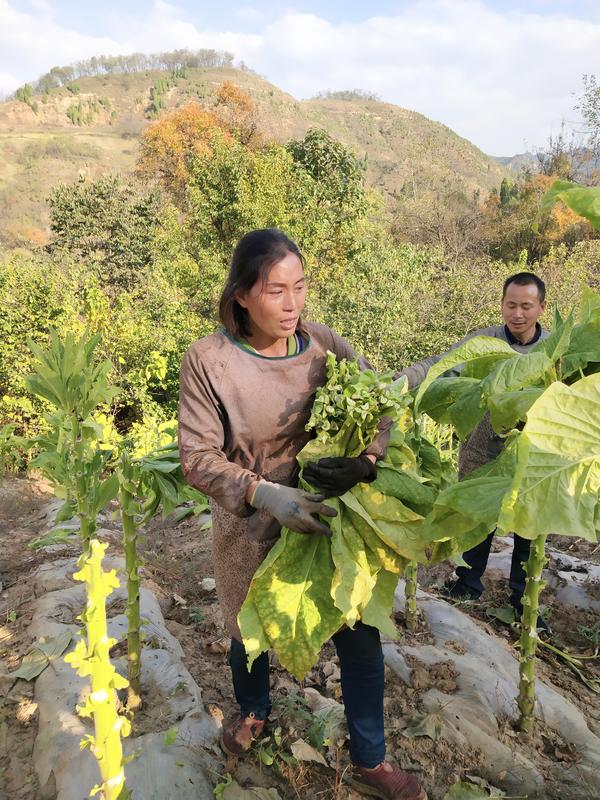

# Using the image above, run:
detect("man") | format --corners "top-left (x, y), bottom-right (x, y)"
top-left (399, 272), bottom-right (549, 629)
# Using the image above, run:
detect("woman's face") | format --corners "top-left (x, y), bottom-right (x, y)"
top-left (236, 251), bottom-right (307, 342)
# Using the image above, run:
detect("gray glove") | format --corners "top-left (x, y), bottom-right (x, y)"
top-left (251, 481), bottom-right (336, 536)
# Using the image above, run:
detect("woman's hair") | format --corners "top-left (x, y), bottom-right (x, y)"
top-left (219, 229), bottom-right (304, 339)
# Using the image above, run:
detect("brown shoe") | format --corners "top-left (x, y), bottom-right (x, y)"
top-left (349, 761), bottom-right (428, 800)
top-left (220, 712), bottom-right (266, 757)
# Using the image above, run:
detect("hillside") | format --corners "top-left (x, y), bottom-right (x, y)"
top-left (495, 152), bottom-right (538, 174)
top-left (0, 66), bottom-right (507, 247)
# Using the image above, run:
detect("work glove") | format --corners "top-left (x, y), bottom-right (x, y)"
top-left (303, 455), bottom-right (377, 498)
top-left (250, 481), bottom-right (336, 536)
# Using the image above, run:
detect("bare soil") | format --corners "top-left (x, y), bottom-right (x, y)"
top-left (1, 475), bottom-right (599, 800)
top-left (417, 551), bottom-right (600, 731)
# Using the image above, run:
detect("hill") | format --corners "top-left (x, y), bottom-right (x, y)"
top-left (495, 152), bottom-right (538, 174)
top-left (0, 66), bottom-right (507, 247)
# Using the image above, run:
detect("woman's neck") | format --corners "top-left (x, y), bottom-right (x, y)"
top-left (245, 331), bottom-right (289, 358)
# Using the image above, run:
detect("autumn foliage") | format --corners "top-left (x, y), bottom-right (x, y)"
top-left (137, 102), bottom-right (230, 200)
top-left (213, 80), bottom-right (261, 147)
top-left (137, 83), bottom-right (263, 200)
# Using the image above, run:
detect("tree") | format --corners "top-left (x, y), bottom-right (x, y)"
top-left (48, 176), bottom-right (162, 293)
top-left (313, 89), bottom-right (381, 102)
top-left (137, 102), bottom-right (229, 202)
top-left (577, 74), bottom-right (600, 156)
top-left (391, 188), bottom-right (488, 264)
top-left (481, 173), bottom-right (597, 263)
top-left (213, 81), bottom-right (262, 147)
top-left (287, 128), bottom-right (367, 214)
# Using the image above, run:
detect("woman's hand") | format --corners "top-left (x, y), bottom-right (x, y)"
top-left (303, 455), bottom-right (377, 497)
top-left (250, 482), bottom-right (336, 536)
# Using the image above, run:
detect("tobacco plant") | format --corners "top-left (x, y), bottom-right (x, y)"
top-left (414, 283), bottom-right (600, 733)
top-left (117, 440), bottom-right (208, 708)
top-left (26, 330), bottom-right (130, 797)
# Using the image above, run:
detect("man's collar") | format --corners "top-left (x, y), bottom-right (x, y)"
top-left (504, 322), bottom-right (542, 346)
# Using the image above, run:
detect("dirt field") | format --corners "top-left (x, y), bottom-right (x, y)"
top-left (1, 475), bottom-right (599, 799)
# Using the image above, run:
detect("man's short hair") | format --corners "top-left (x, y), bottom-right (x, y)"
top-left (502, 272), bottom-right (546, 303)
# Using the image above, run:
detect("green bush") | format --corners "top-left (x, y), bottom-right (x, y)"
top-left (48, 175), bottom-right (162, 293)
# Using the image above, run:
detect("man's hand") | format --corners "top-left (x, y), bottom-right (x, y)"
top-left (303, 455), bottom-right (377, 498)
top-left (250, 482), bottom-right (336, 535)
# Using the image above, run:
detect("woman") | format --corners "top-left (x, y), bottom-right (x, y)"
top-left (179, 229), bottom-right (427, 800)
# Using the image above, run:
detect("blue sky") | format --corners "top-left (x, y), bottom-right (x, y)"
top-left (2, 1), bottom-right (599, 154)
top-left (23, 1), bottom-right (600, 33)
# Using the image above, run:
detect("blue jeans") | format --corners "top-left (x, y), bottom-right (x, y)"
top-left (455, 529), bottom-right (531, 604)
top-left (229, 621), bottom-right (385, 768)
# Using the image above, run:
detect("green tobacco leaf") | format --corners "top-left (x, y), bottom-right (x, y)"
top-left (442, 783), bottom-right (494, 800)
top-left (329, 504), bottom-right (376, 626)
top-left (239, 529), bottom-right (344, 679)
top-left (29, 528), bottom-right (75, 550)
top-left (344, 506), bottom-right (406, 573)
top-left (499, 374), bottom-right (600, 541)
top-left (414, 337), bottom-right (515, 413)
top-left (447, 381), bottom-right (486, 440)
top-left (419, 377), bottom-right (480, 424)
top-left (430, 519), bottom-right (491, 563)
top-left (11, 649), bottom-right (50, 680)
top-left (54, 500), bottom-right (77, 523)
top-left (346, 486), bottom-right (427, 563)
top-left (431, 477), bottom-right (510, 526)
top-left (372, 464), bottom-right (435, 516)
top-left (359, 568), bottom-right (399, 640)
top-left (214, 774), bottom-right (233, 800)
top-left (237, 588), bottom-right (271, 672)
top-left (537, 180), bottom-right (600, 231)
top-left (152, 471), bottom-right (180, 517)
top-left (487, 388), bottom-right (544, 433)
top-left (93, 472), bottom-right (119, 514)
top-left (535, 308), bottom-right (573, 363)
top-left (37, 631), bottom-right (72, 659)
top-left (139, 459), bottom-right (180, 474)
top-left (486, 606), bottom-right (516, 625)
top-left (577, 285), bottom-right (600, 324)
top-left (170, 506), bottom-right (195, 524)
top-left (561, 307), bottom-right (600, 380)
top-left (423, 471), bottom-right (511, 561)
top-left (306, 701), bottom-right (347, 749)
top-left (481, 351), bottom-right (551, 400)
top-left (420, 378), bottom-right (485, 439)
top-left (416, 437), bottom-right (445, 486)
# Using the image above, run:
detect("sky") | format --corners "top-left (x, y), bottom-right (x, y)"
top-left (1, 0), bottom-right (599, 155)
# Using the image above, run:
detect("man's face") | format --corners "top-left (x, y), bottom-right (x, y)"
top-left (501, 282), bottom-right (545, 343)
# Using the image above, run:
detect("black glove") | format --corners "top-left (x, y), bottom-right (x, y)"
top-left (250, 482), bottom-right (336, 536)
top-left (303, 455), bottom-right (377, 497)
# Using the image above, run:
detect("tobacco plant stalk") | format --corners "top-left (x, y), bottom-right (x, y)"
top-left (65, 539), bottom-right (131, 799)
top-left (517, 532), bottom-right (548, 734)
top-left (118, 455), bottom-right (142, 710)
top-left (404, 560), bottom-right (419, 632)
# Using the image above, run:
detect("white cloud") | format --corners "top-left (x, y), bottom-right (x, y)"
top-left (0, 0), bottom-right (598, 154)
top-left (0, 0), bottom-right (120, 95)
